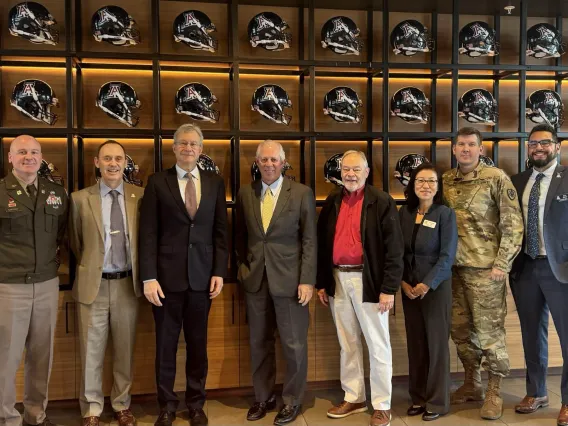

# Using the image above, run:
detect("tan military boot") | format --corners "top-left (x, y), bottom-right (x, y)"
top-left (480, 373), bottom-right (504, 420)
top-left (451, 365), bottom-right (485, 404)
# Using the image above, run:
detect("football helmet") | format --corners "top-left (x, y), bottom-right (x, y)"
top-left (10, 79), bottom-right (59, 125)
top-left (8, 2), bottom-right (59, 45)
top-left (96, 81), bottom-right (141, 127)
top-left (390, 87), bottom-right (431, 124)
top-left (458, 89), bottom-right (498, 125)
top-left (175, 83), bottom-right (219, 123)
top-left (38, 160), bottom-right (64, 185)
top-left (323, 87), bottom-right (363, 123)
top-left (251, 161), bottom-right (293, 181)
top-left (324, 153), bottom-right (344, 187)
top-left (251, 84), bottom-right (292, 125)
top-left (459, 21), bottom-right (499, 57)
top-left (173, 10), bottom-right (217, 52)
top-left (91, 6), bottom-right (140, 46)
top-left (197, 154), bottom-right (220, 175)
top-left (527, 23), bottom-right (565, 59)
top-left (479, 155), bottom-right (495, 167)
top-left (526, 89), bottom-right (564, 128)
top-left (95, 154), bottom-right (142, 186)
top-left (321, 16), bottom-right (362, 55)
top-left (248, 12), bottom-right (291, 51)
top-left (394, 154), bottom-right (429, 186)
top-left (391, 20), bottom-right (434, 56)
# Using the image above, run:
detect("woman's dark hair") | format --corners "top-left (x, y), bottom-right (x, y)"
top-left (404, 162), bottom-right (444, 210)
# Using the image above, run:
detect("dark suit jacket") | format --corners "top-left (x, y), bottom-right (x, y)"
top-left (139, 166), bottom-right (228, 292)
top-left (316, 185), bottom-right (404, 303)
top-left (398, 204), bottom-right (458, 290)
top-left (235, 178), bottom-right (317, 298)
top-left (511, 164), bottom-right (568, 283)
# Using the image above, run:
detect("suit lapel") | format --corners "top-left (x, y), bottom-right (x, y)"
top-left (252, 180), bottom-right (264, 235)
top-left (166, 166), bottom-right (190, 220)
top-left (124, 184), bottom-right (137, 243)
top-left (267, 178), bottom-right (291, 232)
top-left (87, 184), bottom-right (105, 242)
top-left (5, 173), bottom-right (35, 212)
top-left (195, 171), bottom-right (211, 218)
top-left (515, 170), bottom-right (532, 197)
top-left (545, 164), bottom-right (565, 214)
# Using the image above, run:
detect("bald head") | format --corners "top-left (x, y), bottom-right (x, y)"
top-left (9, 135), bottom-right (42, 181)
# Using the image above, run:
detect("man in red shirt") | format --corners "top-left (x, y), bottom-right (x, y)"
top-left (317, 150), bottom-right (404, 426)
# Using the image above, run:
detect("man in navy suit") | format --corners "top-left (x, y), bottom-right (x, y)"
top-left (510, 123), bottom-right (568, 426)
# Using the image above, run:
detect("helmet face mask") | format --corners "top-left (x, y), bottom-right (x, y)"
top-left (173, 10), bottom-right (218, 52)
top-left (527, 23), bottom-right (566, 59)
top-left (10, 79), bottom-right (59, 125)
top-left (321, 16), bottom-right (363, 55)
top-left (248, 12), bottom-right (291, 51)
top-left (92, 6), bottom-right (141, 46)
top-left (394, 154), bottom-right (429, 187)
top-left (175, 83), bottom-right (220, 123)
top-left (391, 20), bottom-right (434, 56)
top-left (526, 89), bottom-right (565, 128)
top-left (390, 87), bottom-right (431, 124)
top-left (38, 160), bottom-right (64, 185)
top-left (9, 2), bottom-right (59, 45)
top-left (458, 89), bottom-right (498, 125)
top-left (459, 21), bottom-right (499, 57)
top-left (323, 87), bottom-right (363, 123)
top-left (96, 82), bottom-right (141, 127)
top-left (251, 84), bottom-right (292, 125)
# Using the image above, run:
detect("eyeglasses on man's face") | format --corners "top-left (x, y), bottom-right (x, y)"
top-left (527, 139), bottom-right (555, 148)
top-left (175, 141), bottom-right (201, 149)
top-left (415, 178), bottom-right (438, 187)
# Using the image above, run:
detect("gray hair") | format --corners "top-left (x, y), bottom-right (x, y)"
top-left (342, 150), bottom-right (368, 168)
top-left (173, 123), bottom-right (204, 146)
top-left (255, 140), bottom-right (286, 161)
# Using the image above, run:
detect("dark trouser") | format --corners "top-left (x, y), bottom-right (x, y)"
top-left (245, 277), bottom-right (309, 406)
top-left (402, 278), bottom-right (452, 414)
top-left (511, 255), bottom-right (568, 404)
top-left (153, 289), bottom-right (212, 411)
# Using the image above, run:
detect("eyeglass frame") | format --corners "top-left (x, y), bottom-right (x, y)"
top-left (527, 139), bottom-right (558, 148)
top-left (415, 178), bottom-right (438, 187)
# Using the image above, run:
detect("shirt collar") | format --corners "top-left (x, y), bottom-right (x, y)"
top-left (456, 160), bottom-right (484, 179)
top-left (343, 185), bottom-right (365, 199)
top-left (100, 180), bottom-right (124, 197)
top-left (176, 164), bottom-right (200, 181)
top-left (261, 175), bottom-right (283, 195)
top-left (531, 159), bottom-right (557, 179)
top-left (12, 169), bottom-right (38, 190)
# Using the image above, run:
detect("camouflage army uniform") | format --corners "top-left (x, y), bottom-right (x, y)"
top-left (443, 161), bottom-right (523, 377)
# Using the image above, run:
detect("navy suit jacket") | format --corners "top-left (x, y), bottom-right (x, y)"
top-left (511, 164), bottom-right (568, 283)
top-left (398, 204), bottom-right (458, 290)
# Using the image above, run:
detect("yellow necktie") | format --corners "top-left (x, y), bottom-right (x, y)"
top-left (261, 188), bottom-right (274, 232)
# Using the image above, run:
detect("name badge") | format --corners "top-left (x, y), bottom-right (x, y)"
top-left (423, 219), bottom-right (437, 228)
top-left (556, 194), bottom-right (568, 202)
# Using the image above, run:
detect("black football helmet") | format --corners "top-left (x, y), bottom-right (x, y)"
top-left (323, 87), bottom-right (363, 123)
top-left (175, 83), bottom-right (219, 123)
top-left (321, 16), bottom-right (362, 55)
top-left (92, 6), bottom-right (140, 46)
top-left (458, 89), bottom-right (498, 125)
top-left (390, 87), bottom-right (431, 124)
top-left (391, 20), bottom-right (434, 56)
top-left (173, 10), bottom-right (217, 52)
top-left (459, 21), bottom-right (499, 57)
top-left (95, 154), bottom-right (142, 186)
top-left (527, 23), bottom-right (565, 59)
top-left (38, 160), bottom-right (64, 185)
top-left (324, 153), bottom-right (344, 187)
top-left (394, 154), bottom-right (429, 187)
top-left (197, 154), bottom-right (220, 175)
top-left (9, 2), bottom-right (59, 45)
top-left (526, 89), bottom-right (564, 128)
top-left (479, 155), bottom-right (495, 167)
top-left (248, 12), bottom-right (291, 51)
top-left (10, 79), bottom-right (59, 125)
top-left (96, 81), bottom-right (141, 127)
top-left (251, 84), bottom-right (292, 125)
top-left (251, 161), bottom-right (293, 181)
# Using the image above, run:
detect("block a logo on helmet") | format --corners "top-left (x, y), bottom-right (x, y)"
top-left (10, 79), bottom-right (59, 125)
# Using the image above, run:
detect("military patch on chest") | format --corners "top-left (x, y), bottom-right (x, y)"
top-left (46, 190), bottom-right (62, 208)
top-left (507, 189), bottom-right (516, 200)
top-left (7, 197), bottom-right (16, 208)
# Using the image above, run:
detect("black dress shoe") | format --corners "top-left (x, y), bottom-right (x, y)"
top-left (247, 395), bottom-right (277, 421)
top-left (155, 410), bottom-right (176, 426)
top-left (273, 405), bottom-right (301, 425)
top-left (422, 410), bottom-right (441, 421)
top-left (407, 405), bottom-right (426, 416)
top-left (188, 408), bottom-right (208, 426)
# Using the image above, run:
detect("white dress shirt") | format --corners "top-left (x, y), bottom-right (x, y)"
top-left (261, 175), bottom-right (284, 214)
top-left (176, 163), bottom-right (201, 207)
top-left (522, 159), bottom-right (557, 256)
top-left (100, 181), bottom-right (131, 273)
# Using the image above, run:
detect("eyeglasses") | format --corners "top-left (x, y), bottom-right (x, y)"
top-left (415, 178), bottom-right (438, 187)
top-left (527, 139), bottom-right (555, 148)
top-left (175, 141), bottom-right (200, 148)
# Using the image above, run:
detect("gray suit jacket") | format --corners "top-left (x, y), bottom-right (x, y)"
top-left (511, 164), bottom-right (568, 283)
top-left (235, 178), bottom-right (317, 297)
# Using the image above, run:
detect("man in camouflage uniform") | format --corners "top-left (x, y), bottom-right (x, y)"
top-left (443, 127), bottom-right (523, 420)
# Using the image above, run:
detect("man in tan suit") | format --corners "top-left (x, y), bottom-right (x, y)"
top-left (69, 140), bottom-right (144, 426)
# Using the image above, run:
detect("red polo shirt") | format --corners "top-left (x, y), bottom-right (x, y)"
top-left (332, 187), bottom-right (364, 265)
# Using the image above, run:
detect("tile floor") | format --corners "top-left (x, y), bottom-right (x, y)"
top-left (41, 376), bottom-right (565, 426)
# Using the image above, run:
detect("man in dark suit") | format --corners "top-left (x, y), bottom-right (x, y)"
top-left (139, 124), bottom-right (228, 426)
top-left (236, 140), bottom-right (316, 425)
top-left (510, 123), bottom-right (568, 426)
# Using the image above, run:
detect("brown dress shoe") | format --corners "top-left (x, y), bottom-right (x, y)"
top-left (558, 404), bottom-right (568, 426)
top-left (82, 417), bottom-right (99, 426)
top-left (327, 401), bottom-right (367, 418)
top-left (370, 409), bottom-right (391, 426)
top-left (515, 395), bottom-right (549, 414)
top-left (115, 409), bottom-right (136, 426)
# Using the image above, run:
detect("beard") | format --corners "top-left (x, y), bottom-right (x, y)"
top-left (531, 151), bottom-right (556, 168)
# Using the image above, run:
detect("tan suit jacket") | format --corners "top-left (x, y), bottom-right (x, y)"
top-left (69, 182), bottom-right (144, 305)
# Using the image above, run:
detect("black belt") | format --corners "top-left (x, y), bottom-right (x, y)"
top-left (102, 270), bottom-right (132, 280)
top-left (334, 264), bottom-right (364, 272)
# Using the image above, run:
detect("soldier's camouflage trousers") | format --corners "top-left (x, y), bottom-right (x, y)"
top-left (451, 266), bottom-right (510, 377)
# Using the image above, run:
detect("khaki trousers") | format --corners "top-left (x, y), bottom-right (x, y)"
top-left (0, 278), bottom-right (59, 426)
top-left (77, 277), bottom-right (139, 417)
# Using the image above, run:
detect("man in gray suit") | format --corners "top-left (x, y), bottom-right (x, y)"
top-left (236, 140), bottom-right (316, 425)
top-left (510, 123), bottom-right (568, 426)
